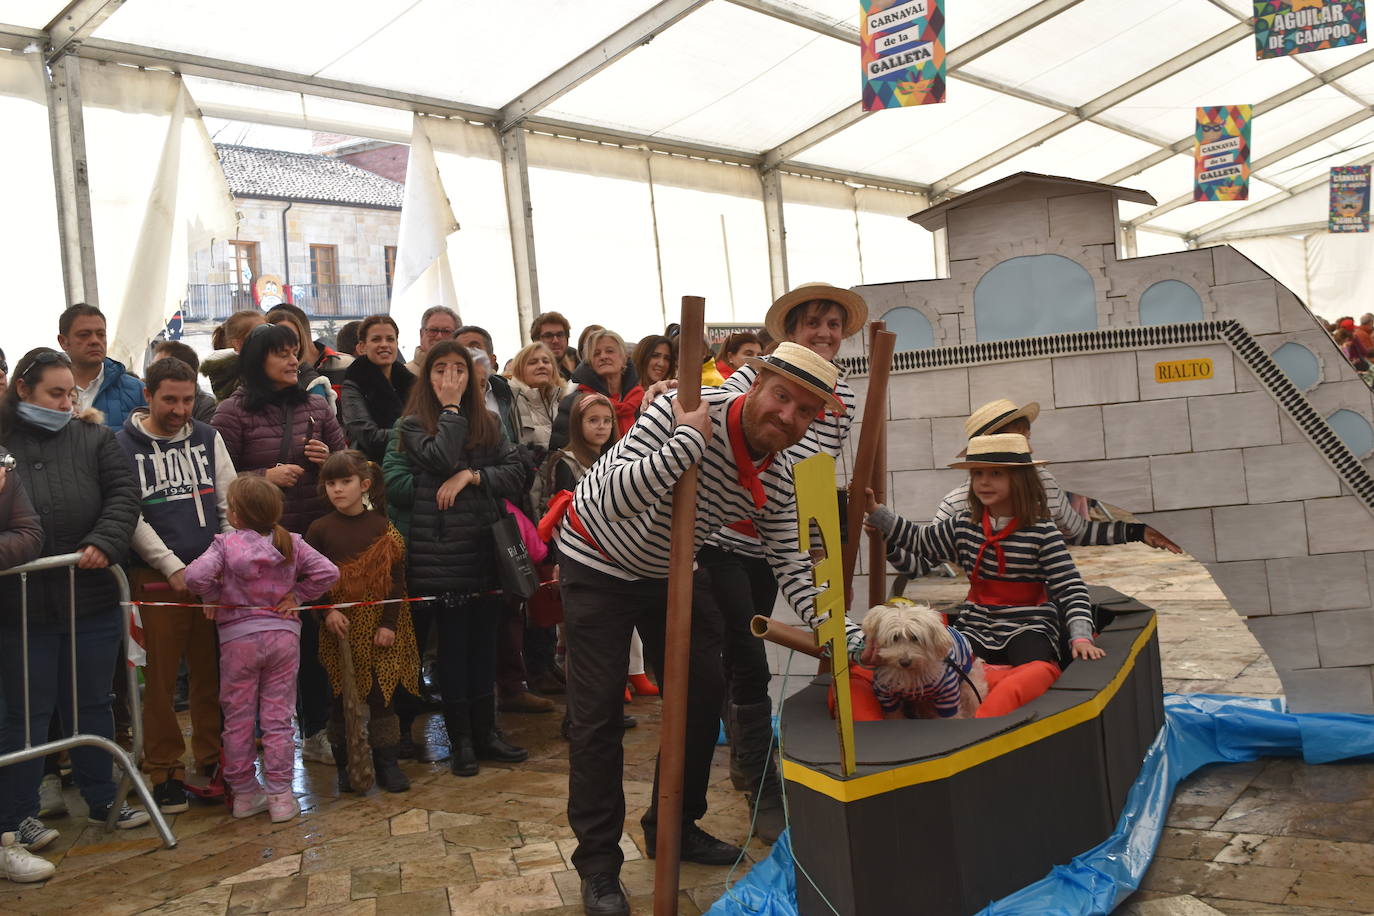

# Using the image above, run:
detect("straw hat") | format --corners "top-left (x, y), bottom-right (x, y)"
top-left (745, 342), bottom-right (844, 413)
top-left (764, 282), bottom-right (868, 341)
top-left (963, 398), bottom-right (1040, 439)
top-left (948, 433), bottom-right (1046, 469)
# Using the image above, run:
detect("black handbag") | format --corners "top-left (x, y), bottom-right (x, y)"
top-left (486, 490), bottom-right (539, 600)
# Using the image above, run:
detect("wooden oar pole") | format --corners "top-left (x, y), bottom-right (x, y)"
top-left (867, 321), bottom-right (889, 609)
top-left (842, 328), bottom-right (897, 594)
top-left (653, 295), bottom-right (705, 916)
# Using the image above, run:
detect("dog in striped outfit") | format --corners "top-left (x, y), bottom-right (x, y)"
top-left (861, 600), bottom-right (986, 719)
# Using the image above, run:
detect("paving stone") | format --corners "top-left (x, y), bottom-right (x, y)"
top-left (1216, 834), bottom-right (1374, 874)
top-left (1155, 828), bottom-right (1235, 862)
top-left (1116, 894), bottom-right (1229, 916)
top-left (306, 869), bottom-right (351, 907)
top-left (1198, 861), bottom-right (1301, 904)
top-left (226, 875), bottom-right (308, 915)
top-left (350, 863), bottom-right (401, 900)
top-left (373, 887), bottom-right (451, 916)
top-left (221, 853), bottom-right (302, 886)
top-left (445, 874), bottom-right (562, 915)
top-left (400, 855), bottom-right (476, 892)
top-left (1284, 870), bottom-right (1374, 911)
top-left (388, 808), bottom-right (429, 836)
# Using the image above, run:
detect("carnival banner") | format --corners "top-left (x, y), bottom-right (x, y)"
top-left (1255, 1), bottom-right (1366, 59)
top-left (860, 0), bottom-right (945, 110)
top-left (1329, 165), bottom-right (1371, 232)
top-left (1194, 105), bottom-right (1252, 202)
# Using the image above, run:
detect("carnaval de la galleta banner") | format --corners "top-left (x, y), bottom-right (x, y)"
top-left (1329, 165), bottom-right (1371, 232)
top-left (860, 0), bottom-right (946, 110)
top-left (1255, 1), bottom-right (1366, 59)
top-left (1194, 105), bottom-right (1252, 202)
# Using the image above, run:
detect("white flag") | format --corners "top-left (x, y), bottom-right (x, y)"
top-left (391, 114), bottom-right (460, 352)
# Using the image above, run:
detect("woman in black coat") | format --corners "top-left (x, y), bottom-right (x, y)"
top-left (0, 348), bottom-right (146, 848)
top-left (394, 341), bottom-right (528, 777)
top-left (339, 314), bottom-right (414, 461)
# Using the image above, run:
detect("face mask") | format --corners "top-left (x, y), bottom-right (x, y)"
top-left (17, 401), bottom-right (73, 432)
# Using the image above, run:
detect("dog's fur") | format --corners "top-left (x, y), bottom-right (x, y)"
top-left (861, 601), bottom-right (987, 719)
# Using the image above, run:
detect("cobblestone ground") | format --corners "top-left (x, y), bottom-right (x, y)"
top-left (1, 542), bottom-right (1370, 915)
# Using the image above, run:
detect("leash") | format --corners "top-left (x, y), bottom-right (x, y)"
top-left (945, 654), bottom-right (984, 703)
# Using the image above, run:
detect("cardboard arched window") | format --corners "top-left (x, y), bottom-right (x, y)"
top-left (1327, 408), bottom-right (1374, 459)
top-left (1272, 341), bottom-right (1321, 391)
top-left (881, 306), bottom-right (935, 352)
top-left (974, 254), bottom-right (1098, 342)
top-left (1139, 279), bottom-right (1204, 326)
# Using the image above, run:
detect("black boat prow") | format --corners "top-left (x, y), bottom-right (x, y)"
top-left (780, 586), bottom-right (1164, 916)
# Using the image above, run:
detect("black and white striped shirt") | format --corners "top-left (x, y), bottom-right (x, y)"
top-left (933, 468), bottom-right (1145, 546)
top-left (557, 388), bottom-right (862, 651)
top-left (879, 511), bottom-right (1094, 660)
top-left (703, 365), bottom-right (857, 557)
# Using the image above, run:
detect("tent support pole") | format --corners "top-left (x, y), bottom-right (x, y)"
top-left (761, 168), bottom-right (788, 300)
top-left (45, 52), bottom-right (99, 306)
top-left (499, 127), bottom-right (540, 343)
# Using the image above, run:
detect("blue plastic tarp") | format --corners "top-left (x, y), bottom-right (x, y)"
top-left (707, 694), bottom-right (1374, 916)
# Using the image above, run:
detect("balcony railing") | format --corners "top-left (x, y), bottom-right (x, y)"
top-left (182, 284), bottom-right (391, 322)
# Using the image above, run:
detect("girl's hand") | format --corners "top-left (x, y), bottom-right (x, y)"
top-left (304, 438), bottom-right (330, 466)
top-left (437, 364), bottom-right (465, 405)
top-left (1072, 639), bottom-right (1106, 660)
top-left (641, 378), bottom-right (678, 407)
top-left (324, 609), bottom-right (349, 637)
top-left (275, 591), bottom-right (300, 617)
top-left (437, 469), bottom-right (475, 510)
top-left (374, 627), bottom-right (395, 648)
top-left (863, 487), bottom-right (878, 513)
top-left (1143, 526), bottom-right (1183, 554)
top-left (77, 545), bottom-right (110, 569)
top-left (266, 464), bottom-right (303, 487)
top-left (202, 605), bottom-right (216, 621)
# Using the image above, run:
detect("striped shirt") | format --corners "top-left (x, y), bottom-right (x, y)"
top-left (557, 388), bottom-right (862, 652)
top-left (704, 364), bottom-right (857, 557)
top-left (933, 467), bottom-right (1145, 546)
top-left (879, 512), bottom-right (1094, 661)
top-left (874, 626), bottom-right (976, 717)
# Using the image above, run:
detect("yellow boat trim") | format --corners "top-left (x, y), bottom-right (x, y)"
top-left (781, 616), bottom-right (1158, 803)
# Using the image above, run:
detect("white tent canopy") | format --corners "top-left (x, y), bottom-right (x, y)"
top-left (4, 0), bottom-right (1374, 359)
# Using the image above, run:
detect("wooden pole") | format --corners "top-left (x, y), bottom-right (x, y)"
top-left (867, 321), bottom-right (889, 609)
top-left (841, 328), bottom-right (897, 594)
top-left (653, 295), bottom-right (705, 916)
top-left (751, 614), bottom-right (825, 659)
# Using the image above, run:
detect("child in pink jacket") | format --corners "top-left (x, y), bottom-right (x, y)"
top-left (185, 475), bottom-right (338, 822)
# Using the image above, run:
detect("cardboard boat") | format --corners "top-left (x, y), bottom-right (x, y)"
top-left (779, 586), bottom-right (1165, 916)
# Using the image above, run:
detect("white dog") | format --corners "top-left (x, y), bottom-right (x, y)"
top-left (861, 601), bottom-right (987, 719)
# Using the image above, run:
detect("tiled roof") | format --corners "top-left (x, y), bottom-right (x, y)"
top-left (215, 144), bottom-right (404, 209)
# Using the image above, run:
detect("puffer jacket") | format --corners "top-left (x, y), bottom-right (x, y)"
top-left (339, 357), bottom-right (415, 461)
top-left (201, 350), bottom-right (241, 401)
top-left (395, 410), bottom-right (525, 595)
top-left (211, 390), bottom-right (348, 534)
top-left (90, 357), bottom-right (147, 428)
top-left (0, 446), bottom-right (44, 571)
top-left (548, 361), bottom-right (642, 451)
top-left (0, 408), bottom-right (139, 624)
top-left (508, 377), bottom-right (563, 449)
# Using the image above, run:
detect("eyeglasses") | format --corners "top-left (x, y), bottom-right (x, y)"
top-left (16, 350), bottom-right (70, 381)
top-left (539, 330), bottom-right (569, 341)
top-left (422, 326), bottom-right (456, 338)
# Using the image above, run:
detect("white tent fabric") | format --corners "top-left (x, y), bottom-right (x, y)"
top-left (80, 61), bottom-right (237, 371)
top-left (10, 0), bottom-right (1374, 335)
top-left (390, 114), bottom-right (460, 351)
top-left (0, 50), bottom-right (64, 362)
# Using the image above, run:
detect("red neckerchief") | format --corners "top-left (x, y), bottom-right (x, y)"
top-left (727, 395), bottom-right (773, 509)
top-left (970, 511), bottom-right (1020, 582)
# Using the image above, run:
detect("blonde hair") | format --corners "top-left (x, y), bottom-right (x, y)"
top-left (227, 474), bottom-right (294, 562)
top-left (511, 342), bottom-right (564, 400)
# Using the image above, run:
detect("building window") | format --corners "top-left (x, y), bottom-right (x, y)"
top-left (1139, 279), bottom-right (1204, 326)
top-left (1327, 408), bottom-right (1374, 458)
top-left (882, 306), bottom-right (935, 352)
top-left (229, 240), bottom-right (259, 305)
top-left (385, 245), bottom-right (397, 297)
top-left (974, 254), bottom-right (1098, 342)
top-left (1271, 341), bottom-right (1321, 391)
top-left (310, 244), bottom-right (339, 315)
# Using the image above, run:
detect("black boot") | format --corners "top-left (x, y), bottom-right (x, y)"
top-left (396, 714), bottom-right (419, 760)
top-left (729, 699), bottom-right (786, 844)
top-left (372, 746), bottom-right (410, 793)
top-left (443, 702), bottom-right (479, 777)
top-left (331, 744), bottom-right (352, 794)
top-left (471, 695), bottom-right (528, 763)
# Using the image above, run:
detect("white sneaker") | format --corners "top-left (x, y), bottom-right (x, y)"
top-left (232, 792), bottom-right (269, 819)
top-left (301, 730), bottom-right (335, 765)
top-left (1, 833), bottom-right (54, 883)
top-left (38, 775), bottom-right (67, 818)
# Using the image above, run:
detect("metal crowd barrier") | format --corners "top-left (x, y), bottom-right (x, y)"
top-left (0, 553), bottom-right (176, 848)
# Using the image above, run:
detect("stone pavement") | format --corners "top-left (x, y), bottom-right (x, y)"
top-left (2, 543), bottom-right (1371, 915)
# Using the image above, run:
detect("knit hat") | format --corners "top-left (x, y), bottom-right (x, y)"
top-left (764, 283), bottom-right (868, 341)
top-left (948, 433), bottom-right (1046, 469)
top-left (745, 342), bottom-right (844, 413)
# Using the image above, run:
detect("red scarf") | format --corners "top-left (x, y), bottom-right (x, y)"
top-left (727, 394), bottom-right (773, 510)
top-left (965, 512), bottom-right (1049, 606)
top-left (971, 511), bottom-right (1019, 581)
top-left (578, 383), bottom-right (644, 435)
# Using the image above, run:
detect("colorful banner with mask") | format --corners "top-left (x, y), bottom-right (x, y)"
top-left (1255, 1), bottom-right (1366, 59)
top-left (1329, 166), bottom-right (1371, 232)
top-left (1194, 105), bottom-right (1252, 202)
top-left (861, 0), bottom-right (946, 110)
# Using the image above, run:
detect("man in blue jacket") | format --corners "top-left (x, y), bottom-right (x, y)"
top-left (58, 303), bottom-right (145, 429)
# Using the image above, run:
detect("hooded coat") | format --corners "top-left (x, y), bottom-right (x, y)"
top-left (547, 361), bottom-right (642, 451)
top-left (89, 357), bottom-right (147, 429)
top-left (0, 407), bottom-right (139, 624)
top-left (508, 376), bottom-right (563, 449)
top-left (0, 446), bottom-right (45, 571)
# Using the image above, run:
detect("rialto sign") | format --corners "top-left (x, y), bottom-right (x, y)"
top-left (1154, 358), bottom-right (1215, 383)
